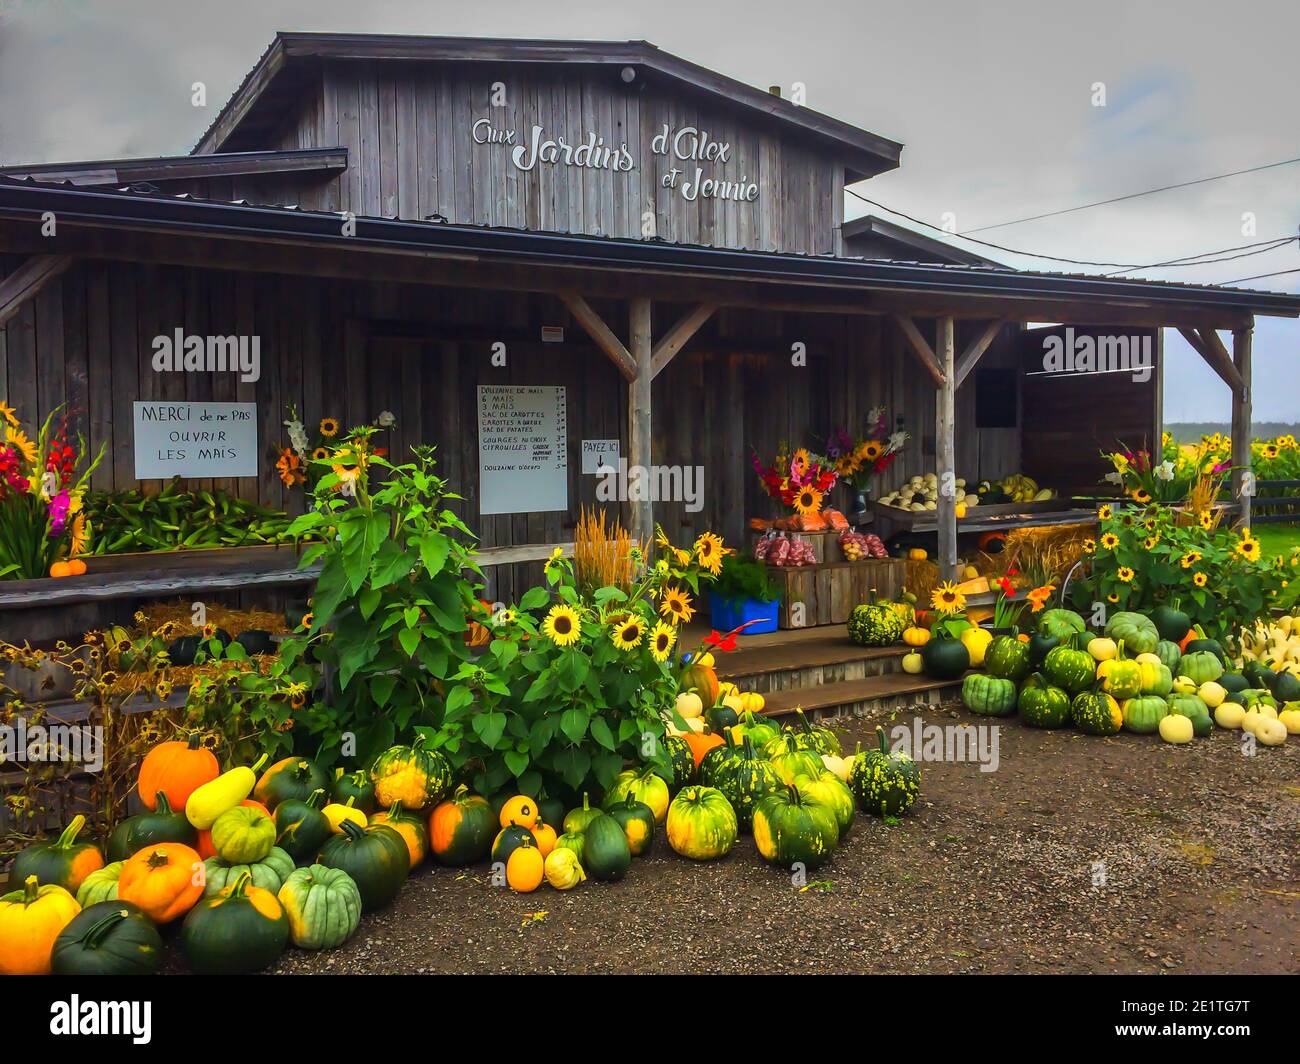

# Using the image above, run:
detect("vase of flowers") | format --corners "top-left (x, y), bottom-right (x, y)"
top-left (751, 444), bottom-right (838, 519)
top-left (0, 404), bottom-right (104, 580)
top-left (825, 409), bottom-right (908, 520)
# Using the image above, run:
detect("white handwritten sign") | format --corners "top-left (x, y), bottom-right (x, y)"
top-left (581, 439), bottom-right (620, 475)
top-left (133, 401), bottom-right (258, 479)
top-left (477, 385), bottom-right (568, 515)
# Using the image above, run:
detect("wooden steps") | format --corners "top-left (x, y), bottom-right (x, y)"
top-left (701, 623), bottom-right (962, 720)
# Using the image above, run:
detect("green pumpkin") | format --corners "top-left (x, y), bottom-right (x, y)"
top-left (752, 784), bottom-right (840, 870)
top-left (604, 767), bottom-right (670, 823)
top-left (662, 735), bottom-right (697, 790)
top-left (1138, 659), bottom-right (1174, 697)
top-left (848, 726), bottom-right (920, 816)
top-left (582, 813), bottom-right (632, 881)
top-left (706, 703), bottom-right (739, 732)
top-left (605, 797), bottom-right (656, 857)
top-left (785, 708), bottom-right (841, 755)
top-left (211, 804), bottom-right (277, 864)
top-left (277, 864), bottom-right (363, 950)
top-left (553, 831), bottom-right (586, 863)
top-left (700, 729), bottom-right (745, 786)
top-left (1242, 659), bottom-right (1275, 690)
top-left (1070, 689), bottom-right (1123, 735)
top-left (1104, 611), bottom-right (1160, 655)
top-left (1167, 693), bottom-right (1212, 737)
top-left (665, 785), bottom-right (738, 860)
top-left (1179, 651), bottom-right (1224, 686)
top-left (1154, 640), bottom-right (1183, 672)
top-left (274, 788), bottom-right (334, 864)
top-left (491, 824), bottom-right (537, 866)
top-left (254, 756), bottom-right (330, 809)
top-left (1100, 643), bottom-right (1143, 700)
top-left (710, 736), bottom-right (783, 829)
top-left (562, 792), bottom-right (604, 835)
top-left (1217, 671), bottom-right (1250, 695)
top-left (847, 595), bottom-right (906, 646)
top-left (1018, 673), bottom-right (1071, 728)
top-left (1183, 630), bottom-right (1226, 663)
top-left (331, 769), bottom-right (377, 815)
top-left (51, 900), bottom-right (164, 976)
top-left (1028, 631), bottom-right (1060, 664)
top-left (733, 710), bottom-right (780, 752)
top-left (1122, 695), bottom-right (1169, 735)
top-left (11, 815), bottom-right (104, 895)
top-left (961, 673), bottom-right (1018, 716)
top-left (768, 745), bottom-right (824, 785)
top-left (202, 846), bottom-right (296, 896)
top-left (76, 862), bottom-right (124, 907)
top-left (985, 635), bottom-right (1032, 682)
top-left (318, 820), bottom-right (409, 912)
top-left (921, 631), bottom-right (970, 680)
top-left (369, 735), bottom-right (453, 810)
top-left (107, 792), bottom-right (196, 861)
top-left (430, 785), bottom-right (498, 866)
top-left (538, 796), bottom-right (566, 830)
top-left (1037, 608), bottom-right (1086, 641)
top-left (1150, 602), bottom-right (1191, 643)
top-left (1273, 670), bottom-right (1300, 702)
top-left (1043, 637), bottom-right (1097, 694)
top-left (792, 769), bottom-right (855, 839)
top-left (763, 722), bottom-right (818, 759)
top-left (181, 871), bottom-right (290, 975)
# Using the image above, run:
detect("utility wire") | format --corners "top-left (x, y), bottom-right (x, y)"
top-left (1220, 266), bottom-right (1300, 286)
top-left (959, 155), bottom-right (1300, 233)
top-left (1105, 236), bottom-right (1300, 276)
top-left (846, 187), bottom-right (1299, 273)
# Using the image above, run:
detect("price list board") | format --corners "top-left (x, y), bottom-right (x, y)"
top-left (476, 385), bottom-right (569, 515)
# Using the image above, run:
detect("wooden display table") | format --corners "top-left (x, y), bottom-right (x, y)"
top-left (764, 557), bottom-right (907, 629)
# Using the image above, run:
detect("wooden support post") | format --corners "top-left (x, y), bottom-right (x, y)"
top-left (893, 314), bottom-right (946, 388)
top-left (954, 319), bottom-right (1006, 389)
top-left (0, 255), bottom-right (74, 328)
top-left (559, 291), bottom-right (638, 381)
top-left (650, 302), bottom-right (716, 379)
top-left (1232, 324), bottom-right (1253, 527)
top-left (628, 297), bottom-right (653, 544)
top-left (935, 316), bottom-right (958, 581)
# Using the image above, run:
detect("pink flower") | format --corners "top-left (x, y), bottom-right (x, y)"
top-left (47, 489), bottom-right (70, 537)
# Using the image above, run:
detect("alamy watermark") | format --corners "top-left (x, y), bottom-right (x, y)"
top-left (151, 328), bottom-right (261, 383)
top-left (595, 459), bottom-right (704, 513)
top-left (1042, 327), bottom-right (1152, 383)
top-left (0, 718), bottom-right (103, 773)
top-left (889, 715), bottom-right (1000, 773)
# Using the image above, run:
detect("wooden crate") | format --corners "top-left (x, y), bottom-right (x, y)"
top-left (770, 557), bottom-right (907, 628)
top-left (749, 529), bottom-right (846, 564)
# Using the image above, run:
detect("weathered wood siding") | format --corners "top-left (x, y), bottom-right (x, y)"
top-left (183, 61), bottom-right (843, 255)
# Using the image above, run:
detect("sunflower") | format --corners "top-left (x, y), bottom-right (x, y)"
top-left (672, 546), bottom-right (692, 567)
top-left (155, 680), bottom-right (173, 701)
top-left (649, 621), bottom-right (676, 662)
top-left (1235, 534), bottom-right (1261, 563)
top-left (1260, 443), bottom-right (1280, 459)
top-left (319, 417), bottom-right (341, 438)
top-left (1099, 532), bottom-right (1120, 550)
top-left (542, 604), bottom-right (582, 647)
top-left (1097, 504), bottom-right (1113, 521)
top-left (1143, 535), bottom-right (1160, 550)
top-left (5, 426), bottom-right (36, 465)
top-left (201, 623), bottom-right (218, 639)
top-left (792, 485), bottom-right (824, 516)
top-left (791, 448), bottom-right (811, 477)
top-left (1192, 571), bottom-right (1208, 588)
top-left (610, 616), bottom-right (645, 651)
top-left (930, 581), bottom-right (966, 614)
top-left (299, 612), bottom-right (314, 631)
top-left (1179, 551), bottom-right (1202, 569)
top-left (311, 446), bottom-right (330, 461)
top-left (1081, 537), bottom-right (1097, 554)
top-left (694, 532), bottom-right (724, 575)
top-left (493, 608), bottom-right (516, 626)
top-left (1107, 592), bottom-right (1120, 604)
top-left (1143, 518), bottom-right (1157, 532)
top-left (1117, 566), bottom-right (1135, 582)
top-left (0, 401), bottom-right (17, 429)
top-left (1198, 510), bottom-right (1215, 531)
top-left (69, 512), bottom-right (88, 556)
top-left (659, 587), bottom-right (695, 626)
top-left (332, 464), bottom-right (362, 493)
top-left (859, 439), bottom-right (885, 463)
top-left (1131, 489), bottom-right (1152, 504)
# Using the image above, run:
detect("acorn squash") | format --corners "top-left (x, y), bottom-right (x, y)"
top-left (180, 871), bottom-right (289, 975)
top-left (429, 785), bottom-right (497, 866)
top-left (50, 900), bottom-right (163, 976)
top-left (277, 864), bottom-right (363, 950)
top-left (582, 813), bottom-right (632, 880)
top-left (107, 793), bottom-right (197, 862)
top-left (11, 815), bottom-right (104, 895)
top-left (317, 820), bottom-right (409, 912)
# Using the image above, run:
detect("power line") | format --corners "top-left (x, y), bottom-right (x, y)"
top-left (1220, 266), bottom-right (1300, 286)
top-left (959, 155), bottom-right (1300, 233)
top-left (1105, 236), bottom-right (1299, 276)
top-left (845, 187), bottom-right (1298, 272)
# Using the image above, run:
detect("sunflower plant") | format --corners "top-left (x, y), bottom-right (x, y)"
top-left (1069, 503), bottom-right (1287, 640)
top-left (422, 528), bottom-right (724, 802)
top-left (0, 403), bottom-right (104, 579)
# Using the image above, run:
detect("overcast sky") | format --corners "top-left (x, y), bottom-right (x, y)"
top-left (1, 0), bottom-right (1296, 423)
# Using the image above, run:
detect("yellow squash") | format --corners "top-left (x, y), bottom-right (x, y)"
top-left (186, 754), bottom-right (268, 830)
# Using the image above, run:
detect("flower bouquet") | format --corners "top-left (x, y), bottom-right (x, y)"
top-left (825, 408), bottom-right (908, 514)
top-left (0, 404), bottom-right (105, 579)
top-left (751, 444), bottom-right (838, 517)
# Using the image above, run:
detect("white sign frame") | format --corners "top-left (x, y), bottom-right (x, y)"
top-left (133, 401), bottom-right (259, 479)
top-left (477, 385), bottom-right (568, 515)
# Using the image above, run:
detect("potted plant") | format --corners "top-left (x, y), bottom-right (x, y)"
top-left (708, 556), bottom-right (782, 635)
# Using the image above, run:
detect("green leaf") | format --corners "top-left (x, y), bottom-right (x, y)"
top-left (503, 749), bottom-right (530, 778)
top-left (472, 709), bottom-right (506, 748)
top-left (519, 586), bottom-right (550, 611)
top-left (358, 587), bottom-right (382, 620)
top-left (559, 707), bottom-right (588, 744)
top-left (369, 674), bottom-right (397, 708)
top-left (398, 627), bottom-right (421, 659)
top-left (419, 532), bottom-right (451, 576)
top-left (589, 716), bottom-right (616, 751)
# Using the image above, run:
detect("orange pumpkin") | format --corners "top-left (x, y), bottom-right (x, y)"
top-left (196, 799), bottom-right (271, 859)
top-left (49, 561), bottom-right (73, 578)
top-left (683, 731), bottom-right (725, 768)
top-left (0, 875), bottom-right (81, 975)
top-left (66, 558), bottom-right (88, 576)
top-left (531, 821), bottom-right (558, 857)
top-left (118, 842), bottom-right (204, 923)
top-left (498, 794), bottom-right (542, 830)
top-left (137, 733), bottom-right (220, 812)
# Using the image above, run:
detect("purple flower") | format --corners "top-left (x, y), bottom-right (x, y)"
top-left (47, 489), bottom-right (70, 537)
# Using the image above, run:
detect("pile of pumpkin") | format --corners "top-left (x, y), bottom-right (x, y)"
top-left (0, 732), bottom-right (467, 976)
top-left (954, 605), bottom-right (1299, 746)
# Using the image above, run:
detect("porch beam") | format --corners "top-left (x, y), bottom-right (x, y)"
top-left (559, 291), bottom-right (638, 381)
top-left (954, 319), bottom-right (1006, 389)
top-left (1178, 327), bottom-right (1244, 396)
top-left (0, 254), bottom-right (74, 328)
top-left (892, 314), bottom-right (947, 387)
top-left (628, 297), bottom-right (654, 543)
top-left (1231, 324), bottom-right (1253, 527)
top-left (935, 316), bottom-right (958, 581)
top-left (650, 302), bottom-right (716, 379)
